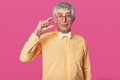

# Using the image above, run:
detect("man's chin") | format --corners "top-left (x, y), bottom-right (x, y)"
top-left (57, 26), bottom-right (71, 33)
top-left (60, 28), bottom-right (70, 33)
top-left (61, 26), bottom-right (69, 29)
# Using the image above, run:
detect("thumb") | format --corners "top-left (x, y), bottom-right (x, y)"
top-left (42, 25), bottom-right (54, 32)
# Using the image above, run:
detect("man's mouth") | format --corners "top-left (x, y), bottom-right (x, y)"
top-left (61, 24), bottom-right (68, 27)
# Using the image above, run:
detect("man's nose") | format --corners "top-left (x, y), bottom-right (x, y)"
top-left (62, 16), bottom-right (67, 22)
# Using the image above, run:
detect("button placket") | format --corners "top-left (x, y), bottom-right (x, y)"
top-left (64, 37), bottom-right (72, 80)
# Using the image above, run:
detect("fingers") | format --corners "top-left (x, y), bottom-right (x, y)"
top-left (42, 25), bottom-right (54, 32)
top-left (40, 17), bottom-right (53, 28)
top-left (36, 17), bottom-right (54, 34)
top-left (46, 17), bottom-right (53, 27)
top-left (40, 20), bottom-right (47, 27)
top-left (46, 17), bottom-right (53, 22)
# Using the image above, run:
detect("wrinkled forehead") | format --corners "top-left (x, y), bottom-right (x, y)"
top-left (55, 8), bottom-right (72, 15)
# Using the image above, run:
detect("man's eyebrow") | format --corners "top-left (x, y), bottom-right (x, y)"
top-left (57, 13), bottom-right (71, 15)
top-left (57, 13), bottom-right (62, 15)
top-left (66, 13), bottom-right (71, 15)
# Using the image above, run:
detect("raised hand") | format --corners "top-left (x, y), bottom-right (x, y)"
top-left (34, 17), bottom-right (54, 37)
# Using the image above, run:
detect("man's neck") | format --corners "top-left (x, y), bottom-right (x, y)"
top-left (57, 29), bottom-right (71, 34)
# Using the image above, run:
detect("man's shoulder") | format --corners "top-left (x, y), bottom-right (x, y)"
top-left (40, 31), bottom-right (56, 39)
top-left (72, 33), bottom-right (86, 43)
top-left (72, 33), bottom-right (85, 40)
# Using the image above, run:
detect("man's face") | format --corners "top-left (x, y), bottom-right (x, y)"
top-left (54, 8), bottom-right (74, 33)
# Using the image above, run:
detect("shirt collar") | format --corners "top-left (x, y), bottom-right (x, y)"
top-left (55, 30), bottom-right (72, 40)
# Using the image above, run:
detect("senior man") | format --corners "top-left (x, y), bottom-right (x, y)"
top-left (20, 2), bottom-right (91, 80)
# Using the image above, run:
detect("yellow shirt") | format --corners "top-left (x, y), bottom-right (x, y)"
top-left (20, 30), bottom-right (91, 80)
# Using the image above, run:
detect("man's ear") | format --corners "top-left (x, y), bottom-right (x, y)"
top-left (72, 17), bottom-right (75, 23)
top-left (54, 18), bottom-right (56, 23)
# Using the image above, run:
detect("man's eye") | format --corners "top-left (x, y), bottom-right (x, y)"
top-left (58, 15), bottom-right (62, 18)
top-left (66, 15), bottom-right (71, 17)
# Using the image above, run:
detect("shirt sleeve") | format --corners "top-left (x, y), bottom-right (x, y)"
top-left (83, 40), bottom-right (91, 80)
top-left (20, 33), bottom-right (42, 63)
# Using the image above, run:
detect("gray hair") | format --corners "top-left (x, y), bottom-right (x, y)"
top-left (53, 2), bottom-right (75, 19)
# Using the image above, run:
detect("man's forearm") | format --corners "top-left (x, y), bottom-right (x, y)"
top-left (20, 33), bottom-right (41, 63)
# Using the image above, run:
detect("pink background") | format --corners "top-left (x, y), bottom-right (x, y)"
top-left (0, 0), bottom-right (120, 80)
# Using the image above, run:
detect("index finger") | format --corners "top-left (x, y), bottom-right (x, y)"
top-left (46, 17), bottom-right (54, 22)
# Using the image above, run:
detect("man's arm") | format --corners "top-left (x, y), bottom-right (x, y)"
top-left (20, 17), bottom-right (54, 63)
top-left (20, 33), bottom-right (41, 63)
top-left (83, 41), bottom-right (91, 80)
